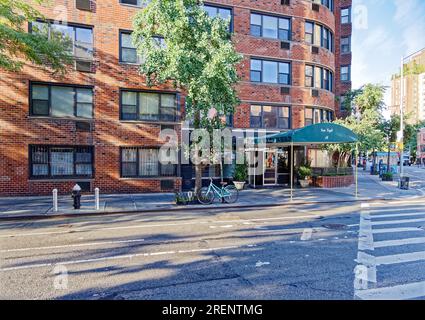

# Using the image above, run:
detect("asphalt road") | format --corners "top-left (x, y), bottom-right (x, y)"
top-left (1, 197), bottom-right (425, 300)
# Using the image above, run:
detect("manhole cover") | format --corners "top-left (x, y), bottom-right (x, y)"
top-left (322, 224), bottom-right (348, 230)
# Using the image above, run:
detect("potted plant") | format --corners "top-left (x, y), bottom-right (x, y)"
top-left (298, 166), bottom-right (312, 188)
top-left (233, 163), bottom-right (248, 191)
top-left (175, 192), bottom-right (188, 205)
top-left (382, 172), bottom-right (394, 182)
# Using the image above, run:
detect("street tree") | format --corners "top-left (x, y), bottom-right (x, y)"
top-left (0, 0), bottom-right (73, 73)
top-left (132, 0), bottom-right (242, 193)
top-left (324, 84), bottom-right (387, 171)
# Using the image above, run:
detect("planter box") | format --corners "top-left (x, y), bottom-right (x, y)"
top-left (382, 176), bottom-right (393, 182)
top-left (315, 175), bottom-right (355, 188)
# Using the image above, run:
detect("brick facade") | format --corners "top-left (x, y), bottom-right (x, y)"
top-left (0, 0), bottom-right (352, 196)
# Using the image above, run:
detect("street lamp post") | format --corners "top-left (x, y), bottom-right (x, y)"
top-left (399, 56), bottom-right (404, 180)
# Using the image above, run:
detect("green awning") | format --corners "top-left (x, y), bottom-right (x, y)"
top-left (257, 123), bottom-right (358, 145)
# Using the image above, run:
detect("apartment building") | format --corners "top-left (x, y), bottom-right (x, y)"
top-left (0, 0), bottom-right (352, 196)
top-left (390, 49), bottom-right (425, 125)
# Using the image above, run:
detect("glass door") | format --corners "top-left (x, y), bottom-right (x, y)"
top-left (263, 151), bottom-right (277, 185)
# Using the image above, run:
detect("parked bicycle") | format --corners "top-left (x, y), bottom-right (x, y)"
top-left (197, 178), bottom-right (239, 205)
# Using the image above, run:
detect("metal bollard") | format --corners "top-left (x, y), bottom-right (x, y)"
top-left (53, 189), bottom-right (58, 212)
top-left (95, 187), bottom-right (100, 210)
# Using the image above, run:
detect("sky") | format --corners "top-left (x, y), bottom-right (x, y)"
top-left (352, 0), bottom-right (425, 117)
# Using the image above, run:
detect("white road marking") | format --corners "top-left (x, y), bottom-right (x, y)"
top-left (255, 261), bottom-right (270, 267)
top-left (374, 237), bottom-right (425, 248)
top-left (0, 245), bottom-right (242, 272)
top-left (0, 214), bottom-right (320, 238)
top-left (355, 281), bottom-right (425, 300)
top-left (375, 251), bottom-right (425, 266)
top-left (372, 227), bottom-right (422, 234)
top-left (0, 238), bottom-right (145, 253)
top-left (369, 212), bottom-right (425, 219)
top-left (371, 218), bottom-right (425, 226)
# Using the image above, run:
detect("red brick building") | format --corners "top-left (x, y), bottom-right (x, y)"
top-left (0, 0), bottom-right (352, 196)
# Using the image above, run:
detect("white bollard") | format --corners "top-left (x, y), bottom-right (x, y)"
top-left (95, 187), bottom-right (100, 210)
top-left (53, 189), bottom-right (58, 212)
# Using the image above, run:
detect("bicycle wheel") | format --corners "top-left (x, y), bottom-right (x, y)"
top-left (223, 185), bottom-right (238, 204)
top-left (197, 187), bottom-right (214, 205)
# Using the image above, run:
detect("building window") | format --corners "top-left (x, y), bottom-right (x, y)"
top-left (305, 108), bottom-right (333, 126)
top-left (120, 31), bottom-right (165, 64)
top-left (30, 83), bottom-right (93, 118)
top-left (120, 31), bottom-right (139, 64)
top-left (250, 105), bottom-right (291, 129)
top-left (305, 21), bottom-right (334, 52)
top-left (250, 13), bottom-right (291, 41)
top-left (304, 66), bottom-right (333, 92)
top-left (341, 7), bottom-right (351, 24)
top-left (250, 59), bottom-right (291, 85)
top-left (305, 65), bottom-right (314, 87)
top-left (203, 4), bottom-right (232, 31)
top-left (341, 36), bottom-right (351, 53)
top-left (321, 0), bottom-right (334, 12)
top-left (341, 65), bottom-right (351, 82)
top-left (120, 0), bottom-right (150, 6)
top-left (305, 22), bottom-right (314, 44)
top-left (310, 0), bottom-right (334, 12)
top-left (120, 90), bottom-right (178, 122)
top-left (30, 145), bottom-right (93, 179)
top-left (30, 21), bottom-right (93, 60)
top-left (121, 147), bottom-right (177, 178)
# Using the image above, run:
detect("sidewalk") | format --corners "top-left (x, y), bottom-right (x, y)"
top-left (0, 171), bottom-right (421, 220)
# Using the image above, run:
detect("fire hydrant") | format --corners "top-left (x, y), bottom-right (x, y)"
top-left (72, 184), bottom-right (82, 209)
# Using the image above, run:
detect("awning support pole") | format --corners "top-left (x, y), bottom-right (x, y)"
top-left (290, 141), bottom-right (294, 201)
top-left (355, 143), bottom-right (359, 199)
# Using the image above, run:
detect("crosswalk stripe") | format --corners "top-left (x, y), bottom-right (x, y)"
top-left (375, 251), bottom-right (425, 265)
top-left (369, 212), bottom-right (425, 219)
top-left (372, 227), bottom-right (422, 234)
top-left (371, 218), bottom-right (425, 226)
top-left (355, 281), bottom-right (425, 300)
top-left (374, 237), bottom-right (425, 248)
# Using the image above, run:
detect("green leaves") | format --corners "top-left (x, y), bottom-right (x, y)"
top-left (0, 0), bottom-right (73, 73)
top-left (132, 0), bottom-right (242, 129)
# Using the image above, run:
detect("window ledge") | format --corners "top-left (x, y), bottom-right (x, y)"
top-left (250, 82), bottom-right (292, 87)
top-left (120, 177), bottom-right (180, 181)
top-left (250, 35), bottom-right (293, 43)
top-left (119, 62), bottom-right (141, 66)
top-left (28, 116), bottom-right (94, 121)
top-left (120, 120), bottom-right (181, 125)
top-left (29, 178), bottom-right (94, 182)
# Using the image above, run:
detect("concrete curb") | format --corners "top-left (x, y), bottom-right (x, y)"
top-left (0, 197), bottom-right (390, 222)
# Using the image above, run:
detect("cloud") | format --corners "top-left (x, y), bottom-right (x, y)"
top-left (393, 0), bottom-right (425, 56)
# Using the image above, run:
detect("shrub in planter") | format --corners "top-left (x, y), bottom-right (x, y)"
top-left (298, 166), bottom-right (312, 188)
top-left (381, 172), bottom-right (394, 181)
top-left (233, 163), bottom-right (248, 190)
top-left (175, 192), bottom-right (188, 205)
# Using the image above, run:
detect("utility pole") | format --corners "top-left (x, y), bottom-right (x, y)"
top-left (399, 55), bottom-right (404, 179)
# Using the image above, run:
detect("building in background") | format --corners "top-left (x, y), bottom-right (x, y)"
top-left (417, 128), bottom-right (425, 165)
top-left (390, 49), bottom-right (425, 125)
top-left (0, 0), bottom-right (352, 196)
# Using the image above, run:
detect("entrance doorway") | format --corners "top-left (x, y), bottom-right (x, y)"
top-left (263, 151), bottom-right (277, 185)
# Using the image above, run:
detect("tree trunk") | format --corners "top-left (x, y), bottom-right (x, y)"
top-left (194, 109), bottom-right (202, 194)
top-left (195, 162), bottom-right (203, 194)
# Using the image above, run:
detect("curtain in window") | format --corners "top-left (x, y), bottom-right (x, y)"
top-left (140, 93), bottom-right (159, 120)
top-left (51, 148), bottom-right (74, 176)
top-left (139, 149), bottom-right (159, 176)
top-left (122, 148), bottom-right (137, 176)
